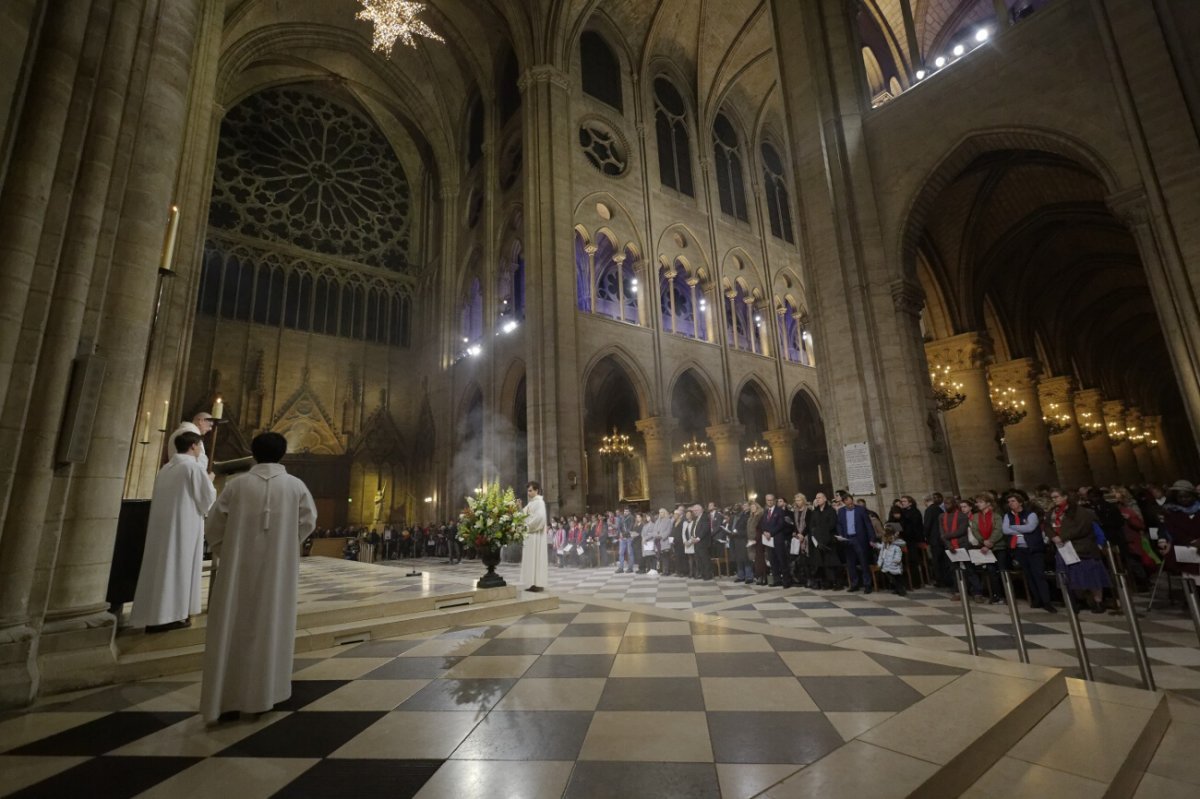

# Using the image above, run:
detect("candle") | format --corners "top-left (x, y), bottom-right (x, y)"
top-left (160, 205), bottom-right (180, 272)
top-left (139, 411), bottom-right (151, 445)
top-left (160, 399), bottom-right (170, 431)
top-left (212, 396), bottom-right (224, 420)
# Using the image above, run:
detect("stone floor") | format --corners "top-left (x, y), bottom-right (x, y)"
top-left (4, 556), bottom-right (1200, 798)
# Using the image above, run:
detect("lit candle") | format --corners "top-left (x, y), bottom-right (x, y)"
top-left (159, 399), bottom-right (170, 431)
top-left (212, 396), bottom-right (223, 420)
top-left (139, 411), bottom-right (151, 445)
top-left (160, 205), bottom-right (180, 272)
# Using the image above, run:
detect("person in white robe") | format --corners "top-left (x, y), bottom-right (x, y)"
top-left (129, 431), bottom-right (216, 631)
top-left (520, 480), bottom-right (549, 592)
top-left (200, 432), bottom-right (316, 723)
top-left (167, 412), bottom-right (215, 471)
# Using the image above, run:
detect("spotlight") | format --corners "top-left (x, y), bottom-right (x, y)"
top-left (915, 69), bottom-right (926, 80)
top-left (424, 496), bottom-right (433, 503)
top-left (975, 28), bottom-right (989, 42)
top-left (502, 320), bottom-right (518, 334)
top-left (953, 44), bottom-right (965, 57)
top-left (934, 56), bottom-right (946, 68)
top-left (467, 344), bottom-right (482, 357)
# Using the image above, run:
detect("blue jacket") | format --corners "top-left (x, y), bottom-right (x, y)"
top-left (836, 505), bottom-right (875, 545)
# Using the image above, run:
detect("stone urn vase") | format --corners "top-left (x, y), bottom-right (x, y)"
top-left (477, 545), bottom-right (506, 589)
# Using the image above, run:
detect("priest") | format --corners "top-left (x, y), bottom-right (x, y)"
top-left (200, 432), bottom-right (317, 724)
top-left (129, 431), bottom-right (216, 633)
top-left (167, 411), bottom-right (215, 471)
top-left (520, 480), bottom-right (548, 592)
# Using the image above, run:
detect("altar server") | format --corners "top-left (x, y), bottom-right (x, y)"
top-left (521, 480), bottom-right (549, 592)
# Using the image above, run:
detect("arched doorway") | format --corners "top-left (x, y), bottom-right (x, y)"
top-left (671, 369), bottom-right (718, 503)
top-left (792, 391), bottom-right (832, 496)
top-left (583, 357), bottom-right (643, 510)
top-left (736, 382), bottom-right (772, 499)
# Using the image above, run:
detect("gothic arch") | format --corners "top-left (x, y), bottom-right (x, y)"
top-left (579, 346), bottom-right (654, 419)
top-left (734, 375), bottom-right (781, 431)
top-left (667, 363), bottom-right (725, 425)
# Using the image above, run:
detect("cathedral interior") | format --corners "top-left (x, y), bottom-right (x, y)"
top-left (2, 0), bottom-right (1200, 794)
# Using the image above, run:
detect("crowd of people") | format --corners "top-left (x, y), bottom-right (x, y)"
top-left (309, 523), bottom-right (463, 563)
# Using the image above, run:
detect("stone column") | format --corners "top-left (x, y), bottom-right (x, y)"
top-left (39, 0), bottom-right (202, 692)
top-left (925, 333), bottom-right (1008, 496)
top-left (988, 358), bottom-right (1056, 490)
top-left (1143, 415), bottom-right (1167, 482)
top-left (1036, 375), bottom-right (1092, 488)
top-left (1103, 400), bottom-right (1141, 484)
top-left (706, 422), bottom-right (746, 506)
top-left (1126, 407), bottom-right (1157, 483)
top-left (763, 427), bottom-right (798, 496)
top-left (636, 416), bottom-right (677, 512)
top-left (768, 0), bottom-right (951, 501)
top-left (1075, 389), bottom-right (1118, 486)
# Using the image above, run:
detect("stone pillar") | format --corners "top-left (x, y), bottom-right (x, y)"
top-left (706, 422), bottom-right (746, 506)
top-left (988, 358), bottom-right (1056, 490)
top-left (1126, 407), bottom-right (1156, 483)
top-left (1143, 415), bottom-right (1167, 483)
top-left (520, 65), bottom-right (584, 516)
top-left (1036, 375), bottom-right (1093, 489)
top-left (768, 0), bottom-right (952, 501)
top-left (763, 427), bottom-right (798, 496)
top-left (38, 0), bottom-right (202, 693)
top-left (1103, 400), bottom-right (1141, 484)
top-left (1075, 389), bottom-right (1118, 486)
top-left (636, 416), bottom-right (677, 512)
top-left (925, 333), bottom-right (1008, 496)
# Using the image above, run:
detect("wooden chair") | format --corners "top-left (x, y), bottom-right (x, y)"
top-left (711, 548), bottom-right (730, 578)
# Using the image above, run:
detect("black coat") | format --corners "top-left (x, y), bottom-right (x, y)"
top-left (807, 504), bottom-right (838, 548)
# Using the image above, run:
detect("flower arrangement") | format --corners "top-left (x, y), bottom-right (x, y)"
top-left (458, 482), bottom-right (528, 551)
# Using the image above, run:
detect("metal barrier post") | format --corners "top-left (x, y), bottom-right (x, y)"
top-left (1000, 569), bottom-right (1029, 664)
top-left (1105, 545), bottom-right (1155, 690)
top-left (956, 563), bottom-right (979, 656)
top-left (1056, 570), bottom-right (1094, 681)
top-left (1184, 577), bottom-right (1200, 648)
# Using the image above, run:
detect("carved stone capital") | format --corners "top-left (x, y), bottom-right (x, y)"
top-left (1106, 187), bottom-right (1151, 228)
top-left (890, 278), bottom-right (925, 317)
top-left (636, 415), bottom-right (677, 442)
top-left (686, 277), bottom-right (700, 287)
top-left (518, 65), bottom-right (570, 92)
top-left (584, 243), bottom-right (598, 256)
top-left (987, 357), bottom-right (1040, 392)
top-left (438, 183), bottom-right (460, 201)
top-left (762, 427), bottom-right (797, 449)
top-left (706, 422), bottom-right (745, 444)
top-left (924, 331), bottom-right (993, 372)
top-left (1036, 374), bottom-right (1076, 411)
top-left (724, 289), bottom-right (738, 300)
top-left (1101, 399), bottom-right (1127, 424)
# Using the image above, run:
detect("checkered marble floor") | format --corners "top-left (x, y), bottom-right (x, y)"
top-left (395, 559), bottom-right (1200, 697)
top-left (3, 601), bottom-right (975, 798)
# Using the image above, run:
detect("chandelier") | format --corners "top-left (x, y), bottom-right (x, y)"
top-left (930, 364), bottom-right (966, 412)
top-left (1042, 402), bottom-right (1072, 436)
top-left (356, 0), bottom-right (444, 57)
top-left (990, 385), bottom-right (1028, 428)
top-left (679, 437), bottom-right (712, 464)
top-left (1147, 437), bottom-right (1159, 449)
top-left (743, 443), bottom-right (772, 463)
top-left (1078, 411), bottom-right (1104, 441)
top-left (1107, 420), bottom-right (1127, 442)
top-left (598, 428), bottom-right (634, 462)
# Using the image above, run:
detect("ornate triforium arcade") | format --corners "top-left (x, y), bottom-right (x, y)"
top-left (925, 332), bottom-right (1009, 496)
top-left (636, 416), bottom-right (678, 512)
top-left (762, 427), bottom-right (798, 497)
top-left (988, 358), bottom-right (1056, 490)
top-left (1074, 389), bottom-right (1119, 486)
top-left (1103, 399), bottom-right (1142, 484)
top-left (1037, 376), bottom-right (1092, 489)
top-left (706, 422), bottom-right (746, 506)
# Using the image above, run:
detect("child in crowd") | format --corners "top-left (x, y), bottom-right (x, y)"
top-left (877, 523), bottom-right (906, 596)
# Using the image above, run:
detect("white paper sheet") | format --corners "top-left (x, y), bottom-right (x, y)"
top-left (1058, 541), bottom-right (1081, 565)
top-left (576, 545), bottom-right (585, 555)
top-left (944, 548), bottom-right (970, 563)
top-left (968, 549), bottom-right (997, 566)
top-left (762, 534), bottom-right (775, 548)
top-left (789, 538), bottom-right (801, 556)
top-left (1148, 527), bottom-right (1159, 540)
top-left (1174, 545), bottom-right (1200, 565)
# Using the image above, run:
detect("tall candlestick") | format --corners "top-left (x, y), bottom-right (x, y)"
top-left (159, 399), bottom-right (170, 431)
top-left (212, 396), bottom-right (223, 420)
top-left (139, 411), bottom-right (151, 445)
top-left (160, 205), bottom-right (180, 272)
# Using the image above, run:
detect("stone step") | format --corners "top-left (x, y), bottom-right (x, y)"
top-left (962, 679), bottom-right (1169, 799)
top-left (113, 592), bottom-right (558, 683)
top-left (116, 584), bottom-right (518, 655)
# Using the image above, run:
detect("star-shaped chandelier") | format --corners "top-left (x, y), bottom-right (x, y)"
top-left (356, 0), bottom-right (444, 57)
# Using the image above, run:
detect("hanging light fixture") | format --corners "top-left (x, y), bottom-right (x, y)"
top-left (679, 437), bottom-right (712, 464)
top-left (356, 0), bottom-right (445, 57)
top-left (599, 428), bottom-right (634, 462)
top-left (930, 363), bottom-right (967, 412)
top-left (990, 385), bottom-right (1028, 428)
top-left (1042, 402), bottom-right (1072, 436)
top-left (743, 443), bottom-right (772, 463)
top-left (1078, 411), bottom-right (1104, 440)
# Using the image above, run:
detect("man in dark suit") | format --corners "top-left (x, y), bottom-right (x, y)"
top-left (693, 503), bottom-right (716, 580)
top-left (923, 492), bottom-right (950, 587)
top-left (759, 493), bottom-right (790, 588)
top-left (836, 490), bottom-right (875, 593)
top-left (670, 506), bottom-right (686, 577)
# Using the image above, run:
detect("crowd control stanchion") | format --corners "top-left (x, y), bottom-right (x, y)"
top-left (956, 563), bottom-right (979, 657)
top-left (1105, 545), bottom-right (1155, 691)
top-left (1183, 577), bottom-right (1200, 648)
top-left (999, 569), bottom-right (1029, 664)
top-left (1056, 571), bottom-right (1094, 681)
